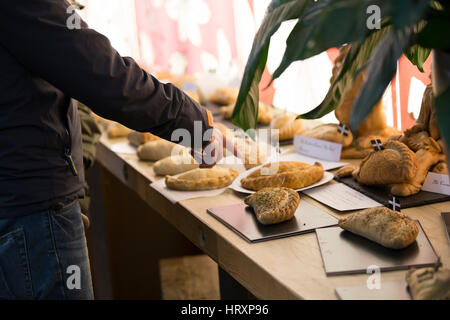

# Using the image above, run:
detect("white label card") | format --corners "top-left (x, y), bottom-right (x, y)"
top-left (294, 135), bottom-right (342, 162)
top-left (303, 183), bottom-right (382, 212)
top-left (422, 172), bottom-right (450, 195)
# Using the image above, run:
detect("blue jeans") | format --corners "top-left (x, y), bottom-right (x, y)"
top-left (0, 201), bottom-right (93, 299)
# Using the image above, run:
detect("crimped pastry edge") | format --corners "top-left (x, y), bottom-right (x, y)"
top-left (244, 187), bottom-right (300, 225)
top-left (165, 168), bottom-right (239, 191)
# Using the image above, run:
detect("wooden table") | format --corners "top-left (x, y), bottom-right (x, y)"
top-left (89, 134), bottom-right (450, 300)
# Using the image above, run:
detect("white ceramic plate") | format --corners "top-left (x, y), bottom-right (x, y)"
top-left (229, 167), bottom-right (335, 194)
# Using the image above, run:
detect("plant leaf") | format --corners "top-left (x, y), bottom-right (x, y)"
top-left (405, 45), bottom-right (431, 72)
top-left (300, 25), bottom-right (391, 119)
top-left (271, 0), bottom-right (388, 82)
top-left (231, 0), bottom-right (315, 130)
top-left (389, 0), bottom-right (431, 29)
top-left (434, 85), bottom-right (450, 158)
top-left (349, 27), bottom-right (413, 132)
top-left (417, 17), bottom-right (450, 50)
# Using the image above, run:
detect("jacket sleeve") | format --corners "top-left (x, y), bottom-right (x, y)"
top-left (0, 0), bottom-right (213, 143)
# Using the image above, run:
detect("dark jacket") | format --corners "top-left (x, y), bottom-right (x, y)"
top-left (0, 0), bottom-right (212, 218)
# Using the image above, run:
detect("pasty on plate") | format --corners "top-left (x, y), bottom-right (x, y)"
top-left (244, 187), bottom-right (300, 225)
top-left (241, 161), bottom-right (324, 191)
top-left (165, 167), bottom-right (239, 191)
top-left (338, 207), bottom-right (419, 249)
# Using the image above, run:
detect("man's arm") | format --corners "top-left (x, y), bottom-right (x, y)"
top-left (0, 0), bottom-right (212, 142)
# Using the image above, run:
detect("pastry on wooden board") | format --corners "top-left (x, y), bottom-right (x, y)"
top-left (303, 123), bottom-right (353, 147)
top-left (107, 122), bottom-right (132, 138)
top-left (153, 154), bottom-right (199, 176)
top-left (241, 161), bottom-right (324, 191)
top-left (335, 164), bottom-right (358, 178)
top-left (391, 137), bottom-right (445, 196)
top-left (432, 161), bottom-right (448, 175)
top-left (338, 207), bottom-right (419, 249)
top-left (353, 140), bottom-right (418, 185)
top-left (137, 140), bottom-right (187, 161)
top-left (165, 167), bottom-right (239, 191)
top-left (406, 267), bottom-right (450, 300)
top-left (244, 187), bottom-right (300, 225)
top-left (210, 87), bottom-right (239, 105)
top-left (270, 113), bottom-right (305, 141)
top-left (128, 131), bottom-right (161, 147)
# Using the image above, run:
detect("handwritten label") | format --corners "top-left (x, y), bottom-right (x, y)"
top-left (303, 183), bottom-right (381, 211)
top-left (422, 172), bottom-right (450, 195)
top-left (294, 135), bottom-right (342, 162)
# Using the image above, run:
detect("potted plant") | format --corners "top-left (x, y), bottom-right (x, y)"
top-left (232, 0), bottom-right (450, 161)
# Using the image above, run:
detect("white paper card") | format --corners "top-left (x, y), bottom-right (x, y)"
top-left (294, 135), bottom-right (342, 162)
top-left (150, 178), bottom-right (228, 204)
top-left (279, 152), bottom-right (347, 171)
top-left (302, 183), bottom-right (382, 211)
top-left (422, 172), bottom-right (450, 195)
top-left (111, 141), bottom-right (137, 155)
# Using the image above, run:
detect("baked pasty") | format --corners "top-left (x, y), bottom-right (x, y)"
top-left (233, 137), bottom-right (269, 169)
top-left (210, 87), bottom-right (239, 105)
top-left (338, 207), bottom-right (419, 249)
top-left (107, 122), bottom-right (132, 138)
top-left (270, 113), bottom-right (305, 141)
top-left (391, 137), bottom-right (445, 196)
top-left (432, 161), bottom-right (448, 175)
top-left (406, 267), bottom-right (450, 300)
top-left (335, 164), bottom-right (358, 178)
top-left (165, 167), bottom-right (239, 191)
top-left (241, 161), bottom-right (324, 191)
top-left (244, 187), bottom-right (300, 225)
top-left (153, 154), bottom-right (199, 176)
top-left (137, 140), bottom-right (187, 161)
top-left (303, 123), bottom-right (353, 147)
top-left (219, 102), bottom-right (273, 124)
top-left (128, 131), bottom-right (161, 147)
top-left (353, 141), bottom-right (417, 185)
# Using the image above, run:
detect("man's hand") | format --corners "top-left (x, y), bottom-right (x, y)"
top-left (191, 124), bottom-right (239, 168)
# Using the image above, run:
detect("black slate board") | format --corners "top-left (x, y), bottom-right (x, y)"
top-left (316, 221), bottom-right (439, 276)
top-left (335, 176), bottom-right (450, 209)
top-left (207, 201), bottom-right (338, 243)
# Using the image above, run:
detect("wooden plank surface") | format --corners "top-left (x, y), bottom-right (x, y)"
top-left (95, 135), bottom-right (450, 300)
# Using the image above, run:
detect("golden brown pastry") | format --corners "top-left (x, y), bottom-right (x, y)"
top-left (391, 137), bottom-right (445, 196)
top-left (406, 267), bottom-right (450, 300)
top-left (153, 154), bottom-right (199, 176)
top-left (303, 123), bottom-right (353, 147)
top-left (353, 141), bottom-right (417, 185)
top-left (137, 140), bottom-right (187, 161)
top-left (210, 87), bottom-right (239, 105)
top-left (232, 137), bottom-right (269, 169)
top-left (241, 161), bottom-right (324, 191)
top-left (332, 47), bottom-right (389, 137)
top-left (432, 161), bottom-right (448, 175)
top-left (335, 164), bottom-right (358, 178)
top-left (128, 131), bottom-right (161, 147)
top-left (244, 187), bottom-right (300, 225)
top-left (219, 102), bottom-right (273, 124)
top-left (340, 146), bottom-right (372, 159)
top-left (338, 207), bottom-right (419, 249)
top-left (165, 167), bottom-right (239, 191)
top-left (107, 122), bottom-right (132, 138)
top-left (270, 113), bottom-right (305, 141)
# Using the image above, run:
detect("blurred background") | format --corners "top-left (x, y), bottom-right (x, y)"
top-left (78, 0), bottom-right (431, 131)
